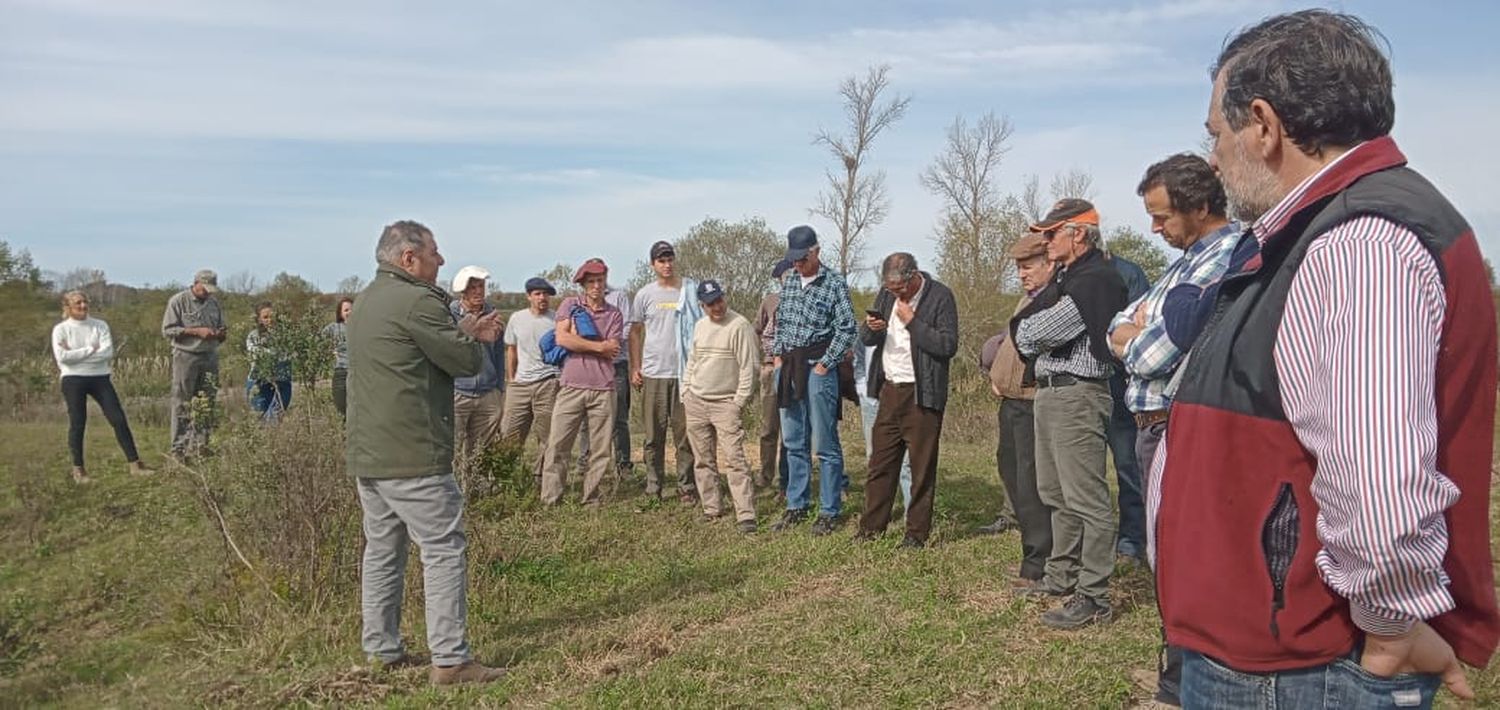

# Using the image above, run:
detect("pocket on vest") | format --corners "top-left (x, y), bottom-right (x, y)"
top-left (1260, 482), bottom-right (1300, 641)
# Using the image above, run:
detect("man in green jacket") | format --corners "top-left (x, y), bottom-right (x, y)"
top-left (346, 220), bottom-right (506, 686)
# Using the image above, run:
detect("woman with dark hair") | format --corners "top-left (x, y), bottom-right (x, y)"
top-left (323, 297), bottom-right (353, 418)
top-left (245, 301), bottom-right (293, 422)
top-left (50, 290), bottom-right (152, 483)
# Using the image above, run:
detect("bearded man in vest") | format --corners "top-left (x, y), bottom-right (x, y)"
top-left (1151, 10), bottom-right (1498, 706)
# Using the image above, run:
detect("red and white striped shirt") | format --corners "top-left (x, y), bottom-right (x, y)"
top-left (1147, 142), bottom-right (1457, 636)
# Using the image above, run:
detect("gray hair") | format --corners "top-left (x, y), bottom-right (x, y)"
top-left (880, 252), bottom-right (919, 284)
top-left (1078, 225), bottom-right (1101, 248)
top-left (376, 220), bottom-right (432, 264)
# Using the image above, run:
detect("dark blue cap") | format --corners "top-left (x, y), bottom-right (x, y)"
top-left (772, 258), bottom-right (792, 278)
top-left (523, 277), bottom-right (556, 296)
top-left (696, 279), bottom-right (725, 304)
top-left (785, 225), bottom-right (818, 261)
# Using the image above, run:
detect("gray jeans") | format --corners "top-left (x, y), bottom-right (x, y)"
top-left (1033, 378), bottom-right (1115, 601)
top-left (169, 349), bottom-right (219, 455)
top-left (357, 474), bottom-right (471, 666)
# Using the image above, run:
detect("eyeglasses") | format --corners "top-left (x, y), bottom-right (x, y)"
top-left (1041, 224), bottom-right (1078, 241)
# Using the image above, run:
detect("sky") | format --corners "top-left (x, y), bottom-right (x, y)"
top-left (3, 0), bottom-right (1498, 292)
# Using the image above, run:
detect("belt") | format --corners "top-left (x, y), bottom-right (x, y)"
top-left (1034, 373), bottom-right (1101, 389)
top-left (1133, 409), bottom-right (1170, 428)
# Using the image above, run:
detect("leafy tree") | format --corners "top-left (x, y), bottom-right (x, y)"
top-left (536, 263), bottom-right (581, 299)
top-left (0, 240), bottom-right (43, 289)
top-left (1105, 226), bottom-right (1170, 283)
top-left (670, 217), bottom-right (784, 317)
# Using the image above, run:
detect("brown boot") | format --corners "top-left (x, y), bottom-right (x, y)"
top-left (71, 466), bottom-right (93, 484)
top-left (430, 660), bottom-right (507, 686)
top-left (128, 460), bottom-right (154, 476)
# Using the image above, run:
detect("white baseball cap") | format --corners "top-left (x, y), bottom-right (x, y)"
top-left (450, 265), bottom-right (491, 293)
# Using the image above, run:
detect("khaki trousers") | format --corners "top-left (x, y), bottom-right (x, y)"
top-left (1033, 378), bottom-right (1115, 601)
top-left (683, 391), bottom-right (756, 522)
top-left (453, 388), bottom-right (504, 486)
top-left (541, 386), bottom-right (615, 505)
top-left (500, 377), bottom-right (559, 482)
top-left (641, 376), bottom-right (695, 496)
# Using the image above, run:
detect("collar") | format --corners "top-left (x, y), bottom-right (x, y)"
top-left (1251, 136), bottom-right (1407, 244)
top-left (1185, 221), bottom-right (1242, 258)
top-left (378, 262), bottom-right (452, 303)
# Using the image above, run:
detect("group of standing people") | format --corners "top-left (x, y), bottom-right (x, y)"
top-left (44, 9), bottom-right (1499, 704)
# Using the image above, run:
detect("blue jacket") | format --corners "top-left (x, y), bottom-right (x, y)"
top-left (449, 301), bottom-right (506, 396)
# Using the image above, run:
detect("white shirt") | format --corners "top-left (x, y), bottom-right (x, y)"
top-left (881, 288), bottom-right (921, 384)
top-left (51, 317), bottom-right (115, 377)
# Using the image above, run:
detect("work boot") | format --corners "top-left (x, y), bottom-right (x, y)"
top-left (430, 660), bottom-right (507, 686)
top-left (810, 514), bottom-right (842, 536)
top-left (770, 508), bottom-right (808, 532)
top-left (736, 519), bottom-right (757, 535)
top-left (1041, 595), bottom-right (1113, 630)
top-left (1015, 579), bottom-right (1073, 599)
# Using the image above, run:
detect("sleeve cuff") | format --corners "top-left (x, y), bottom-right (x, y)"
top-left (1349, 601), bottom-right (1418, 636)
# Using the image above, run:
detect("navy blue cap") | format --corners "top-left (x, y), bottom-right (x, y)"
top-left (696, 279), bottom-right (725, 304)
top-left (772, 258), bottom-right (792, 278)
top-left (523, 277), bottom-right (556, 296)
top-left (785, 225), bottom-right (818, 261)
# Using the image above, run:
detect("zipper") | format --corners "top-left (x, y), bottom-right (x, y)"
top-left (1260, 483), bottom-right (1300, 640)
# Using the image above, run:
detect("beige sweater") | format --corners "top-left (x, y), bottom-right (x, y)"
top-left (683, 310), bottom-right (760, 407)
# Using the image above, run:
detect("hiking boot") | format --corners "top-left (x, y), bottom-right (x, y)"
top-left (430, 660), bottom-right (507, 686)
top-left (70, 466), bottom-right (93, 484)
top-left (1041, 595), bottom-right (1113, 630)
top-left (770, 508), bottom-right (808, 532)
top-left (736, 519), bottom-right (757, 535)
top-left (128, 460), bottom-right (154, 476)
top-left (809, 515), bottom-right (842, 536)
top-left (898, 535), bottom-right (925, 550)
top-left (977, 515), bottom-right (1017, 534)
top-left (1016, 579), bottom-right (1073, 599)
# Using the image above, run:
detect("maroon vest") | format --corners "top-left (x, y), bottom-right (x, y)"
top-left (1156, 137), bottom-right (1499, 671)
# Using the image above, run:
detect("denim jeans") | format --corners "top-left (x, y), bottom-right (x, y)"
top-left (779, 364), bottom-right (845, 518)
top-left (247, 378), bottom-right (292, 423)
top-left (860, 395), bottom-right (911, 507)
top-left (1108, 374), bottom-right (1146, 558)
top-left (1181, 650), bottom-right (1440, 709)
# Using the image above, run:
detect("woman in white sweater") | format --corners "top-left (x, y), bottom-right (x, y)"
top-left (50, 290), bottom-right (151, 483)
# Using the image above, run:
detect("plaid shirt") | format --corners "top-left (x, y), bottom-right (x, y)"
top-left (1015, 295), bottom-right (1115, 380)
top-left (1108, 221), bottom-right (1241, 413)
top-left (771, 265), bottom-right (857, 370)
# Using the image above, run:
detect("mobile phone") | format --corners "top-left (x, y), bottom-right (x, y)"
top-left (865, 308), bottom-right (884, 319)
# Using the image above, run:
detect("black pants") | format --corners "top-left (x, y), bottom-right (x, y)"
top-left (62, 375), bottom-right (140, 467)
top-left (332, 367), bottom-right (348, 418)
top-left (999, 398), bottom-right (1052, 580)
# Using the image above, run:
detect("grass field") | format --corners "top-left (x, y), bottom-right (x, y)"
top-left (1, 390), bottom-right (1497, 708)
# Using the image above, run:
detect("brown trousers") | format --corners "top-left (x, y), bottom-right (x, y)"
top-left (541, 386), bottom-right (615, 505)
top-left (860, 382), bottom-right (943, 542)
top-left (683, 391), bottom-right (756, 522)
top-left (500, 377), bottom-right (559, 482)
top-left (757, 363), bottom-right (781, 485)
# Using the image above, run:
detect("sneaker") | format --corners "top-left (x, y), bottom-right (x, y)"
top-left (810, 515), bottom-right (842, 536)
top-left (1016, 579), bottom-right (1073, 599)
top-left (70, 466), bottom-right (93, 484)
top-left (128, 460), bottom-right (154, 476)
top-left (770, 508), bottom-right (808, 532)
top-left (430, 660), bottom-right (507, 686)
top-left (977, 515), bottom-right (1017, 534)
top-left (1040, 595), bottom-right (1113, 630)
top-left (898, 535), bottom-right (925, 550)
top-left (736, 519), bottom-right (757, 535)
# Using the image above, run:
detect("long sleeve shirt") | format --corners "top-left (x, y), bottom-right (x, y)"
top-left (448, 302), bottom-right (506, 396)
top-left (771, 265), bottom-right (857, 370)
top-left (682, 310), bottom-right (760, 407)
top-left (1148, 142), bottom-right (1458, 636)
top-left (161, 289), bottom-right (225, 354)
top-left (1108, 221), bottom-right (1241, 413)
top-left (51, 317), bottom-right (115, 377)
top-left (1014, 296), bottom-right (1113, 379)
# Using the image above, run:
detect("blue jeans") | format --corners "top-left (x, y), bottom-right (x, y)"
top-left (860, 396), bottom-right (910, 508)
top-left (1181, 650), bottom-right (1439, 709)
top-left (248, 378), bottom-right (292, 423)
top-left (779, 364), bottom-right (845, 518)
top-left (1108, 374), bottom-right (1146, 558)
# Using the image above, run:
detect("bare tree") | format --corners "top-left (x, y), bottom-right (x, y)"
top-left (810, 64), bottom-right (910, 282)
top-left (222, 270), bottom-right (261, 295)
top-left (335, 274), bottom-right (365, 295)
top-left (1049, 168), bottom-right (1097, 202)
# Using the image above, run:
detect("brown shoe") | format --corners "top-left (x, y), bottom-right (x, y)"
top-left (71, 466), bottom-right (93, 484)
top-left (128, 460), bottom-right (154, 476)
top-left (430, 660), bottom-right (507, 686)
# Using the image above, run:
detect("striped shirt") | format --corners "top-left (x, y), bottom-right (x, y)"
top-left (1014, 295), bottom-right (1115, 380)
top-left (1109, 221), bottom-right (1241, 413)
top-left (1147, 141), bottom-right (1455, 636)
top-left (771, 265), bottom-right (857, 370)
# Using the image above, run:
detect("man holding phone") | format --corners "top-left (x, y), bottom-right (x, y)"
top-left (162, 268), bottom-right (228, 460)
